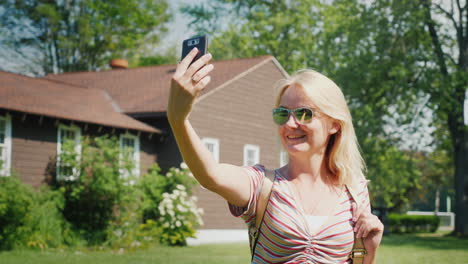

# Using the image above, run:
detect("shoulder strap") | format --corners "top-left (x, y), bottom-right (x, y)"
top-left (249, 169), bottom-right (275, 259)
top-left (345, 183), bottom-right (367, 264)
top-left (255, 169), bottom-right (276, 229)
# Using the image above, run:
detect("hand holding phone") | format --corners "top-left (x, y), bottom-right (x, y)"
top-left (181, 35), bottom-right (208, 65)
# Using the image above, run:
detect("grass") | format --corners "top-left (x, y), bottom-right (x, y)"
top-left (1, 232), bottom-right (467, 264)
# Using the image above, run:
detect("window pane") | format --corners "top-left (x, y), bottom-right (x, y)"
top-left (122, 137), bottom-right (135, 149)
top-left (0, 119), bottom-right (4, 144)
top-left (66, 130), bottom-right (74, 140)
top-left (0, 145), bottom-right (4, 167)
top-left (248, 150), bottom-right (255, 160)
top-left (205, 143), bottom-right (214, 153)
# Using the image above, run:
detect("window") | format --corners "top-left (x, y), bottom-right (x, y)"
top-left (57, 125), bottom-right (81, 181)
top-left (202, 137), bottom-right (219, 162)
top-left (243, 144), bottom-right (260, 166)
top-left (280, 150), bottom-right (288, 167)
top-left (120, 133), bottom-right (140, 178)
top-left (0, 115), bottom-right (12, 176)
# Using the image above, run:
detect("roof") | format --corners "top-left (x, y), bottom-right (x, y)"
top-left (44, 55), bottom-right (276, 114)
top-left (0, 71), bottom-right (160, 133)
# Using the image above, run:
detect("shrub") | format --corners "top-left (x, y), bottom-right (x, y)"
top-left (0, 175), bottom-right (35, 250)
top-left (0, 176), bottom-right (78, 250)
top-left (56, 135), bottom-right (139, 244)
top-left (140, 164), bottom-right (203, 246)
top-left (387, 213), bottom-right (440, 233)
top-left (21, 186), bottom-right (81, 249)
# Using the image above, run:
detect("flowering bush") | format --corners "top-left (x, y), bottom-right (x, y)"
top-left (140, 164), bottom-right (203, 246)
top-left (157, 184), bottom-right (203, 245)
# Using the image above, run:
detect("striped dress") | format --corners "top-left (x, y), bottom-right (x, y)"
top-left (229, 165), bottom-right (371, 264)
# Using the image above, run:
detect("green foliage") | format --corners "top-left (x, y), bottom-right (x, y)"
top-left (0, 176), bottom-right (35, 250)
top-left (0, 0), bottom-right (172, 74)
top-left (134, 46), bottom-right (178, 67)
top-left (0, 176), bottom-right (78, 250)
top-left (1, 134), bottom-right (203, 250)
top-left (387, 214), bottom-right (440, 233)
top-left (57, 136), bottom-right (139, 244)
top-left (363, 138), bottom-right (422, 210)
top-left (103, 194), bottom-right (160, 249)
top-left (140, 164), bottom-right (202, 246)
top-left (140, 164), bottom-right (197, 221)
top-left (21, 186), bottom-right (81, 249)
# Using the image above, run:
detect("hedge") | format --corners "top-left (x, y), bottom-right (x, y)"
top-left (387, 213), bottom-right (440, 233)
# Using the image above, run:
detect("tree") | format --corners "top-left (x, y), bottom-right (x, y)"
top-left (183, 0), bottom-right (468, 234)
top-left (133, 46), bottom-right (178, 67)
top-left (0, 0), bottom-right (172, 75)
top-left (418, 0), bottom-right (468, 236)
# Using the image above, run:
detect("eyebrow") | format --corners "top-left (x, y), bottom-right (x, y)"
top-left (278, 105), bottom-right (314, 109)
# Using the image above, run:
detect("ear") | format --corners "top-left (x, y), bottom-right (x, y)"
top-left (329, 121), bottom-right (341, 135)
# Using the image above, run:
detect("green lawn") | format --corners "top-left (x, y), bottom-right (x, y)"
top-left (1, 232), bottom-right (467, 264)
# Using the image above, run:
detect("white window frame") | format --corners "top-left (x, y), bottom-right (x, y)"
top-left (202, 137), bottom-right (219, 163)
top-left (0, 115), bottom-right (12, 176)
top-left (57, 124), bottom-right (81, 181)
top-left (120, 133), bottom-right (140, 178)
top-left (243, 144), bottom-right (260, 166)
top-left (280, 150), bottom-right (289, 167)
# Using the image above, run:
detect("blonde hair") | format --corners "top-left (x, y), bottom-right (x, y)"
top-left (275, 69), bottom-right (366, 186)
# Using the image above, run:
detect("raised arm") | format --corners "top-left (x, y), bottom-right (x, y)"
top-left (167, 48), bottom-right (251, 207)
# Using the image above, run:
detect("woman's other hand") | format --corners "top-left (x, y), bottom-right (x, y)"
top-left (352, 202), bottom-right (384, 252)
top-left (168, 48), bottom-right (214, 124)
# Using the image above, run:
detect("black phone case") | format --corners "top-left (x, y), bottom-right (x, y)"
top-left (181, 35), bottom-right (208, 65)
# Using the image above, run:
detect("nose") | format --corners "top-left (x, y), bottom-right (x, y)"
top-left (284, 113), bottom-right (299, 127)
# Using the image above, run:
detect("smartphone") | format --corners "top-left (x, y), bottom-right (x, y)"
top-left (181, 35), bottom-right (208, 65)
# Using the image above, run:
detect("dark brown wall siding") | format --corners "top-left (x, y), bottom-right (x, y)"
top-left (11, 115), bottom-right (58, 188)
top-left (138, 116), bottom-right (184, 173)
top-left (190, 60), bottom-right (286, 229)
top-left (6, 112), bottom-right (160, 188)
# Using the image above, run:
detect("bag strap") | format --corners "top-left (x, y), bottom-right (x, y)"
top-left (255, 169), bottom-right (276, 228)
top-left (346, 183), bottom-right (367, 264)
top-left (249, 169), bottom-right (275, 259)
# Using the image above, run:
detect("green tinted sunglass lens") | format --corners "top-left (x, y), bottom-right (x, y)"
top-left (273, 108), bottom-right (289, 125)
top-left (295, 108), bottom-right (313, 122)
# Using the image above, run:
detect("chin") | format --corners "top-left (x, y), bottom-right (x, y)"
top-left (284, 142), bottom-right (311, 154)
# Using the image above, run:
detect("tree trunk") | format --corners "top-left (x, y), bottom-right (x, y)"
top-left (454, 129), bottom-right (468, 236)
top-left (435, 187), bottom-right (440, 215)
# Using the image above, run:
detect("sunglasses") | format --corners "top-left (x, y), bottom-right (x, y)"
top-left (272, 107), bottom-right (314, 125)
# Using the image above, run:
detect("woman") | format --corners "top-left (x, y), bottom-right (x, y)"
top-left (168, 48), bottom-right (384, 263)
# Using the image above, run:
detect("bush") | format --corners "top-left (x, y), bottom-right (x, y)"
top-left (387, 213), bottom-right (440, 233)
top-left (21, 186), bottom-right (81, 249)
top-left (0, 175), bottom-right (35, 250)
top-left (1, 135), bottom-right (204, 250)
top-left (57, 136), bottom-right (139, 244)
top-left (0, 176), bottom-right (78, 250)
top-left (140, 164), bottom-right (203, 246)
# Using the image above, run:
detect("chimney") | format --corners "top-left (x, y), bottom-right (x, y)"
top-left (109, 59), bottom-right (128, 69)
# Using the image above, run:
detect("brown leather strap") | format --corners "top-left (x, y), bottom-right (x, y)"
top-left (249, 169), bottom-right (275, 259)
top-left (255, 169), bottom-right (275, 228)
top-left (350, 233), bottom-right (366, 264)
top-left (346, 183), bottom-right (367, 263)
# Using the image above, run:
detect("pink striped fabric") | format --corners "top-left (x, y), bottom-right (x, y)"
top-left (229, 165), bottom-right (371, 264)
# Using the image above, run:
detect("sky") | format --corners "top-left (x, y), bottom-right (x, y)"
top-left (160, 0), bottom-right (204, 54)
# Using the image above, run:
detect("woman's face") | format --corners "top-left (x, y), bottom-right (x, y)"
top-left (278, 84), bottom-right (338, 158)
